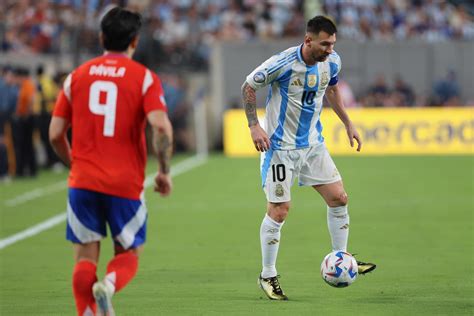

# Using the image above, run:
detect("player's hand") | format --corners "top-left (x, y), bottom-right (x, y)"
top-left (345, 122), bottom-right (362, 152)
top-left (249, 124), bottom-right (271, 152)
top-left (154, 173), bottom-right (172, 196)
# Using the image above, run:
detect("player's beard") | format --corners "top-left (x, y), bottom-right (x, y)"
top-left (315, 53), bottom-right (329, 62)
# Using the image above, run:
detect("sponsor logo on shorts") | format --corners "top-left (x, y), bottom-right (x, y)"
top-left (275, 184), bottom-right (284, 197)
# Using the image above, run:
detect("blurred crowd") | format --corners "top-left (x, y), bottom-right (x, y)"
top-left (1, 0), bottom-right (473, 68)
top-left (339, 70), bottom-right (466, 109)
top-left (325, 0), bottom-right (474, 42)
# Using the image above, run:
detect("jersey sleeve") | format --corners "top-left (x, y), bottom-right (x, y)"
top-left (328, 52), bottom-right (342, 86)
top-left (52, 73), bottom-right (72, 120)
top-left (245, 54), bottom-right (288, 90)
top-left (142, 69), bottom-right (167, 114)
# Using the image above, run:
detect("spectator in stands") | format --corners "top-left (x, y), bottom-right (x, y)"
top-left (367, 74), bottom-right (390, 107)
top-left (0, 66), bottom-right (9, 181)
top-left (431, 70), bottom-right (461, 106)
top-left (393, 76), bottom-right (415, 107)
top-left (161, 74), bottom-right (192, 152)
top-left (1, 66), bottom-right (19, 179)
top-left (35, 64), bottom-right (59, 168)
top-left (13, 67), bottom-right (37, 177)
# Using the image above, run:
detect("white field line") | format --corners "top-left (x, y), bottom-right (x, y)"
top-left (0, 155), bottom-right (207, 250)
top-left (4, 180), bottom-right (68, 207)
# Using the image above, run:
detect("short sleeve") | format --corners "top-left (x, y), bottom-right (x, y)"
top-left (328, 52), bottom-right (342, 86)
top-left (246, 52), bottom-right (296, 90)
top-left (53, 72), bottom-right (72, 119)
top-left (52, 90), bottom-right (72, 120)
top-left (142, 69), bottom-right (167, 114)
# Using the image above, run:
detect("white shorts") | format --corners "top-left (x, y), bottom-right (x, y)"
top-left (260, 144), bottom-right (342, 203)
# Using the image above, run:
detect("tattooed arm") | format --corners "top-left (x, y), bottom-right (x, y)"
top-left (241, 82), bottom-right (270, 152)
top-left (147, 110), bottom-right (173, 196)
top-left (242, 82), bottom-right (259, 127)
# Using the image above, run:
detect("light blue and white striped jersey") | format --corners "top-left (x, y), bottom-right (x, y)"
top-left (246, 45), bottom-right (341, 150)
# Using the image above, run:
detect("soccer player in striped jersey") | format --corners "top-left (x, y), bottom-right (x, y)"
top-left (49, 7), bottom-right (173, 315)
top-left (242, 16), bottom-right (376, 300)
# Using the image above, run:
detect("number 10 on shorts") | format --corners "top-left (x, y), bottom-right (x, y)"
top-left (271, 164), bottom-right (286, 182)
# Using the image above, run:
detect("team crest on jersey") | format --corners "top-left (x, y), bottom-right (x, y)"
top-left (275, 184), bottom-right (284, 197)
top-left (320, 72), bottom-right (329, 87)
top-left (307, 74), bottom-right (317, 87)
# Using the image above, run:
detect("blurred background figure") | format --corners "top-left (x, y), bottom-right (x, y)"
top-left (35, 64), bottom-right (59, 169)
top-left (393, 75), bottom-right (415, 107)
top-left (365, 74), bottom-right (390, 108)
top-left (0, 65), bottom-right (19, 180)
top-left (12, 67), bottom-right (37, 177)
top-left (431, 70), bottom-right (461, 106)
top-left (0, 65), bottom-right (9, 182)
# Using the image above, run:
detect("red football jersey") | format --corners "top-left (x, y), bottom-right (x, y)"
top-left (53, 54), bottom-right (167, 199)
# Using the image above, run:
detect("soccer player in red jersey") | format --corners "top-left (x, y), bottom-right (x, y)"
top-left (49, 7), bottom-right (173, 316)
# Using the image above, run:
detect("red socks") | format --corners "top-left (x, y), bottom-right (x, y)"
top-left (72, 260), bottom-right (97, 316)
top-left (72, 252), bottom-right (138, 315)
top-left (105, 251), bottom-right (139, 293)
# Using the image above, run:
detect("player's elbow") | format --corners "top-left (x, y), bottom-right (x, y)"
top-left (241, 81), bottom-right (255, 95)
top-left (48, 118), bottom-right (66, 145)
top-left (49, 130), bottom-right (62, 148)
top-left (241, 82), bottom-right (247, 93)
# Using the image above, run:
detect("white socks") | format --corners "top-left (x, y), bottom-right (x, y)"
top-left (327, 205), bottom-right (349, 252)
top-left (259, 205), bottom-right (348, 278)
top-left (260, 214), bottom-right (284, 278)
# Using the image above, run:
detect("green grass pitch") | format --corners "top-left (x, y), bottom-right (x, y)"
top-left (1, 155), bottom-right (473, 315)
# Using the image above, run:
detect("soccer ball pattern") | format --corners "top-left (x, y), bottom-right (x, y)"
top-left (320, 251), bottom-right (358, 288)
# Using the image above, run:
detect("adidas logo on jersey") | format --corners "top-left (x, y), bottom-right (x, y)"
top-left (291, 79), bottom-right (303, 87)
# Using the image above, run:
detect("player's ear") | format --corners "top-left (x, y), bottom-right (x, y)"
top-left (130, 36), bottom-right (139, 49)
top-left (304, 33), bottom-right (313, 47)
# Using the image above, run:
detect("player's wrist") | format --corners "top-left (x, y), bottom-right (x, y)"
top-left (248, 121), bottom-right (259, 128)
top-left (343, 120), bottom-right (353, 128)
top-left (158, 169), bottom-right (170, 175)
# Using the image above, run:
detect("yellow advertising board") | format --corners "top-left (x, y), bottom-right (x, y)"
top-left (223, 108), bottom-right (473, 156)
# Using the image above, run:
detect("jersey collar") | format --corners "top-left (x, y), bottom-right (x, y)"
top-left (297, 44), bottom-right (317, 68)
top-left (297, 44), bottom-right (304, 63)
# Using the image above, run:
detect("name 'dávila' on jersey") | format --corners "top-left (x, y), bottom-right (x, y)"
top-left (89, 64), bottom-right (126, 77)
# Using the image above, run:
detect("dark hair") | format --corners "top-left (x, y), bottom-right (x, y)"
top-left (100, 7), bottom-right (142, 51)
top-left (36, 64), bottom-right (44, 76)
top-left (14, 67), bottom-right (30, 76)
top-left (307, 16), bottom-right (337, 35)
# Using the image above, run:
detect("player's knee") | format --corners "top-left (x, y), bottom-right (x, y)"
top-left (329, 192), bottom-right (348, 207)
top-left (268, 202), bottom-right (290, 222)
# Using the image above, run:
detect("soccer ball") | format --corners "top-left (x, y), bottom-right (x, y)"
top-left (320, 251), bottom-right (358, 288)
